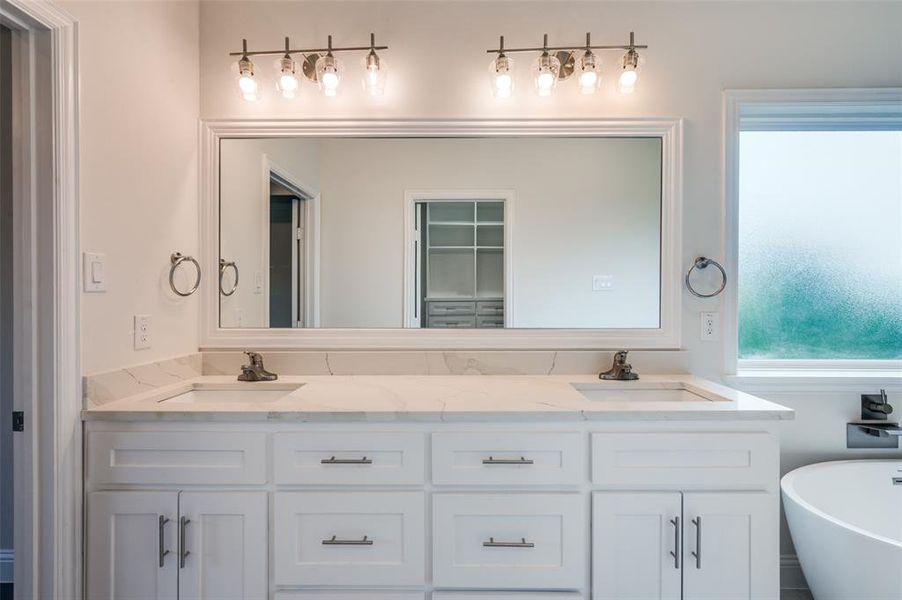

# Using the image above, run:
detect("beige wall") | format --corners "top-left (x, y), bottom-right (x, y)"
top-left (64, 0), bottom-right (200, 374)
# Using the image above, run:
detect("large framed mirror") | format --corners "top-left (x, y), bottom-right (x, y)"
top-left (200, 120), bottom-right (682, 349)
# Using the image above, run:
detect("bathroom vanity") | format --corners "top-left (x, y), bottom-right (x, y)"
top-left (83, 374), bottom-right (791, 600)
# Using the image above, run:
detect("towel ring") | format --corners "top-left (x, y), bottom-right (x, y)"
top-left (219, 259), bottom-right (239, 296)
top-left (169, 252), bottom-right (201, 297)
top-left (685, 256), bottom-right (727, 298)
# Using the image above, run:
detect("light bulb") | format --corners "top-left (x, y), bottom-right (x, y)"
top-left (618, 48), bottom-right (640, 94)
top-left (362, 51), bottom-right (387, 96)
top-left (276, 56), bottom-right (299, 99)
top-left (577, 50), bottom-right (600, 95)
top-left (489, 54), bottom-right (513, 98)
top-left (533, 51), bottom-right (560, 97)
top-left (316, 54), bottom-right (342, 97)
top-left (237, 56), bottom-right (259, 102)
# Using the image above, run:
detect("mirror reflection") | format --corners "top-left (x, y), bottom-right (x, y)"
top-left (219, 137), bottom-right (662, 329)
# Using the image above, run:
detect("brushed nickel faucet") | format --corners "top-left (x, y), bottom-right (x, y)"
top-left (238, 351), bottom-right (278, 382)
top-left (599, 350), bottom-right (639, 381)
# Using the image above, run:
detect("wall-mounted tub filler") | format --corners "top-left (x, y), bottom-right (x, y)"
top-left (238, 351), bottom-right (279, 382)
top-left (847, 389), bottom-right (902, 449)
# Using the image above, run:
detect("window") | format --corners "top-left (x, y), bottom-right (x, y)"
top-left (727, 90), bottom-right (902, 369)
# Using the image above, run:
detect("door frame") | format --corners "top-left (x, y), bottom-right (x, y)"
top-left (0, 1), bottom-right (79, 598)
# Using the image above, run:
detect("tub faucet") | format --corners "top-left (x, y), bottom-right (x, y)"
top-left (862, 389), bottom-right (893, 419)
top-left (600, 350), bottom-right (639, 381)
top-left (238, 351), bottom-right (278, 382)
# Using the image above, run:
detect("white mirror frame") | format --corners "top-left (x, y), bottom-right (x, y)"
top-left (200, 118), bottom-right (683, 350)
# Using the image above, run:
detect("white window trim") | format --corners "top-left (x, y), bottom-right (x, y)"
top-left (723, 88), bottom-right (902, 384)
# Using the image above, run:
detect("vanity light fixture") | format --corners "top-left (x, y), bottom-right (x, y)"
top-left (229, 34), bottom-right (389, 101)
top-left (485, 31), bottom-right (647, 98)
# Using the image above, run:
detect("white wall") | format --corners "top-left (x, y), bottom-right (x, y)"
top-left (62, 0), bottom-right (200, 375)
top-left (219, 138), bottom-right (320, 327)
top-left (197, 0), bottom-right (902, 562)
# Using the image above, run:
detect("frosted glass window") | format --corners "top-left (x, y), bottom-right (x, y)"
top-left (738, 130), bottom-right (902, 360)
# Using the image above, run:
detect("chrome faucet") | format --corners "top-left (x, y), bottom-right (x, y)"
top-left (238, 351), bottom-right (278, 382)
top-left (599, 350), bottom-right (639, 381)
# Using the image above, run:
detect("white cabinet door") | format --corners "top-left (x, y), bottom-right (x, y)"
top-left (682, 492), bottom-right (778, 600)
top-left (87, 491), bottom-right (178, 600)
top-left (177, 491), bottom-right (267, 600)
top-left (592, 492), bottom-right (682, 600)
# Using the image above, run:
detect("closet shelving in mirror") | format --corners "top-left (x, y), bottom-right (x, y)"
top-left (230, 34), bottom-right (388, 101)
top-left (487, 32), bottom-right (647, 98)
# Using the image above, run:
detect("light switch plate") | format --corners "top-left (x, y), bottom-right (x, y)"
top-left (133, 314), bottom-right (151, 350)
top-left (593, 275), bottom-right (614, 291)
top-left (82, 252), bottom-right (106, 292)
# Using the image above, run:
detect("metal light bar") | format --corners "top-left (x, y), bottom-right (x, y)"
top-left (230, 33), bottom-right (388, 58)
top-left (486, 31), bottom-right (647, 55)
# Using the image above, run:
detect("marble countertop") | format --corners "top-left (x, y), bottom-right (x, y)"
top-left (82, 374), bottom-right (794, 422)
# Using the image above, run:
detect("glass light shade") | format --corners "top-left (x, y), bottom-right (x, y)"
top-left (577, 51), bottom-right (600, 95)
top-left (618, 49), bottom-right (641, 94)
top-left (276, 56), bottom-right (300, 99)
top-left (489, 55), bottom-right (514, 98)
top-left (316, 54), bottom-right (343, 97)
top-left (362, 52), bottom-right (387, 96)
top-left (532, 52), bottom-right (560, 97)
top-left (237, 57), bottom-right (259, 102)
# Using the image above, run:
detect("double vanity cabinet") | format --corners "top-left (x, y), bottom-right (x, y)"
top-left (84, 377), bottom-right (788, 600)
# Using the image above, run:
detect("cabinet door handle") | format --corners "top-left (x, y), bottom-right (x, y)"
top-left (669, 517), bottom-right (680, 569)
top-left (322, 535), bottom-right (373, 546)
top-left (482, 456), bottom-right (534, 465)
top-left (179, 517), bottom-right (191, 568)
top-left (690, 516), bottom-right (701, 569)
top-left (320, 456), bottom-right (373, 465)
top-left (483, 537), bottom-right (535, 548)
top-left (158, 516), bottom-right (171, 568)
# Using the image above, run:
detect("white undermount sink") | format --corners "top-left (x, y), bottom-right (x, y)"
top-left (160, 383), bottom-right (303, 404)
top-left (570, 382), bottom-right (722, 403)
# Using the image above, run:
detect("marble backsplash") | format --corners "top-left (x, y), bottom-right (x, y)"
top-left (84, 350), bottom-right (688, 407)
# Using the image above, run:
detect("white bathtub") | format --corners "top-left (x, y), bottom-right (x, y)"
top-left (782, 460), bottom-right (902, 600)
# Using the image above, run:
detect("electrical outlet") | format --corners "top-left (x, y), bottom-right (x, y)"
top-left (700, 311), bottom-right (720, 341)
top-left (593, 275), bottom-right (614, 291)
top-left (133, 314), bottom-right (152, 350)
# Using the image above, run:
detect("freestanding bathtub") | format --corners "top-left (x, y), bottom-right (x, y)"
top-left (782, 460), bottom-right (902, 600)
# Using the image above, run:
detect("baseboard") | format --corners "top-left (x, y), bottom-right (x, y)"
top-left (0, 549), bottom-right (12, 583)
top-left (781, 553), bottom-right (809, 591)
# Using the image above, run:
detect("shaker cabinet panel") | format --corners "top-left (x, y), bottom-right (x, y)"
top-left (177, 491), bottom-right (267, 600)
top-left (682, 492), bottom-right (778, 600)
top-left (87, 491), bottom-right (178, 600)
top-left (592, 492), bottom-right (682, 600)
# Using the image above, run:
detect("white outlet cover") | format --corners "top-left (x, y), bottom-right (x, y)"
top-left (700, 311), bottom-right (720, 341)
top-left (133, 314), bottom-right (152, 350)
top-left (593, 275), bottom-right (614, 292)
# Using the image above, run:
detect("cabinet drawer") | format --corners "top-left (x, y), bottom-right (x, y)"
top-left (276, 594), bottom-right (424, 600)
top-left (428, 315), bottom-right (477, 328)
top-left (274, 432), bottom-right (425, 485)
top-left (429, 301), bottom-right (476, 316)
top-left (476, 301), bottom-right (504, 316)
top-left (434, 594), bottom-right (583, 600)
top-left (274, 492), bottom-right (425, 586)
top-left (591, 432), bottom-right (777, 488)
top-left (86, 431), bottom-right (267, 485)
top-left (432, 432), bottom-right (583, 486)
top-left (433, 494), bottom-right (586, 589)
top-left (476, 316), bottom-right (504, 328)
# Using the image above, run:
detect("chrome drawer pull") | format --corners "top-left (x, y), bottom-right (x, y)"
top-left (322, 535), bottom-right (373, 546)
top-left (158, 516), bottom-right (171, 568)
top-left (690, 516), bottom-right (701, 569)
top-left (321, 456), bottom-right (373, 464)
top-left (482, 456), bottom-right (534, 465)
top-left (178, 517), bottom-right (190, 569)
top-left (669, 517), bottom-right (680, 569)
top-left (483, 537), bottom-right (535, 548)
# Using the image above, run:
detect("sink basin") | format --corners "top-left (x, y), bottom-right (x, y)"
top-left (160, 384), bottom-right (303, 404)
top-left (571, 382), bottom-right (721, 403)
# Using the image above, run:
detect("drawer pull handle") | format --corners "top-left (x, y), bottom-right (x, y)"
top-left (158, 516), bottom-right (171, 568)
top-left (321, 456), bottom-right (373, 464)
top-left (483, 537), bottom-right (534, 548)
top-left (482, 456), bottom-right (534, 465)
top-left (322, 535), bottom-right (374, 546)
top-left (179, 517), bottom-right (190, 569)
top-left (669, 517), bottom-right (680, 569)
top-left (690, 516), bottom-right (701, 569)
